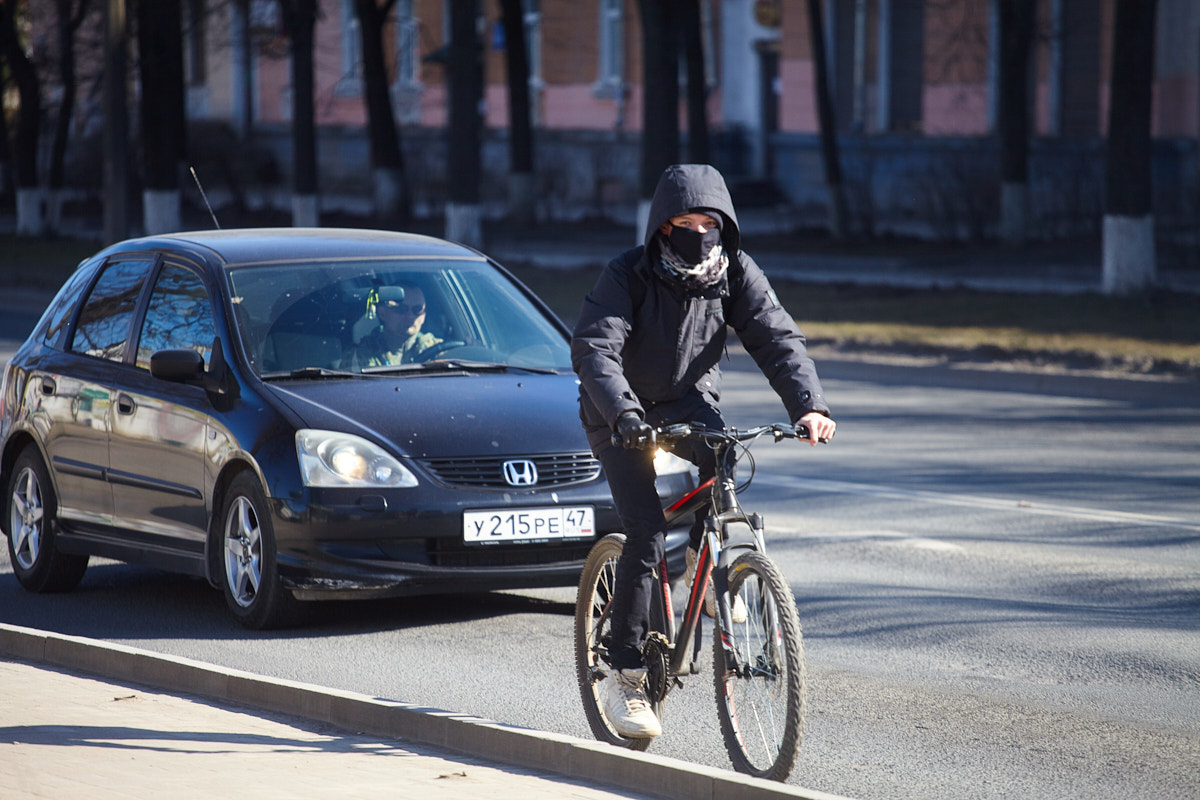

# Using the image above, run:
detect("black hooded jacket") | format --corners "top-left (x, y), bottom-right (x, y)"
top-left (571, 164), bottom-right (829, 441)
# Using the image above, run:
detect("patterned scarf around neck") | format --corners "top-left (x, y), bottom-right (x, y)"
top-left (656, 234), bottom-right (729, 291)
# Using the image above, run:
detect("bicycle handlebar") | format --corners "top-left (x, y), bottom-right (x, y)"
top-left (612, 421), bottom-right (827, 449)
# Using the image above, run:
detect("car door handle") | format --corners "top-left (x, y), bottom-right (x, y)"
top-left (117, 394), bottom-right (135, 415)
top-left (40, 376), bottom-right (56, 395)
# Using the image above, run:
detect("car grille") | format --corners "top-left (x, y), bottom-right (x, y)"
top-left (428, 538), bottom-right (595, 568)
top-left (419, 452), bottom-right (601, 490)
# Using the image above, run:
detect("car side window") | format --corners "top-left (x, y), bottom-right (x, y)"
top-left (70, 259), bottom-right (154, 362)
top-left (135, 264), bottom-right (216, 371)
top-left (38, 263), bottom-right (97, 350)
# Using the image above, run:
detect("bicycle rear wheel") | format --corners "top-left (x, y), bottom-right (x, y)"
top-left (574, 532), bottom-right (664, 751)
top-left (712, 550), bottom-right (806, 781)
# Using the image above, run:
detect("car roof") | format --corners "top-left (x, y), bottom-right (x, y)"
top-left (95, 228), bottom-right (487, 269)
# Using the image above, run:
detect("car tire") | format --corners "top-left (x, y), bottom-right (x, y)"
top-left (219, 472), bottom-right (302, 629)
top-left (6, 444), bottom-right (88, 593)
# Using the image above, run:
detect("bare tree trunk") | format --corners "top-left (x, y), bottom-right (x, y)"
top-left (446, 0), bottom-right (482, 248)
top-left (281, 0), bottom-right (319, 227)
top-left (681, 0), bottom-right (709, 165)
top-left (355, 0), bottom-right (410, 222)
top-left (0, 0), bottom-right (46, 235)
top-left (500, 0), bottom-right (535, 227)
top-left (103, 0), bottom-right (129, 243)
top-left (50, 0), bottom-right (92, 234)
top-left (138, 0), bottom-right (185, 234)
top-left (1102, 0), bottom-right (1158, 294)
top-left (636, 0), bottom-right (680, 243)
top-left (806, 0), bottom-right (847, 240)
top-left (998, 0), bottom-right (1034, 245)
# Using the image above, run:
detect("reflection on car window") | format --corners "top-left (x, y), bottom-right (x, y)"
top-left (38, 263), bottom-right (96, 350)
top-left (70, 259), bottom-right (154, 362)
top-left (136, 264), bottom-right (216, 371)
top-left (227, 259), bottom-right (571, 376)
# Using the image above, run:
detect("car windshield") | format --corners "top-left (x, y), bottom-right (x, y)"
top-left (226, 258), bottom-right (572, 377)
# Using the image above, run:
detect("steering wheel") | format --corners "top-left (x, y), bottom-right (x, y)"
top-left (416, 340), bottom-right (467, 361)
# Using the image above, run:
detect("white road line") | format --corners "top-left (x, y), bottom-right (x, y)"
top-left (754, 475), bottom-right (1200, 532)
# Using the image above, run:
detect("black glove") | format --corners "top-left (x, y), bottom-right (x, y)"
top-left (616, 413), bottom-right (656, 450)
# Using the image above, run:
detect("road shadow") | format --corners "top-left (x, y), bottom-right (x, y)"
top-left (0, 559), bottom-right (575, 642)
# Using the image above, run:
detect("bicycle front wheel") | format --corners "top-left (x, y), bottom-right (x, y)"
top-left (574, 533), bottom-right (661, 751)
top-left (713, 551), bottom-right (807, 781)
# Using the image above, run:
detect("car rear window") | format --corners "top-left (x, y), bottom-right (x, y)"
top-left (36, 262), bottom-right (98, 350)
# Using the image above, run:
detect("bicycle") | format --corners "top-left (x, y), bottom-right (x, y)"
top-left (574, 421), bottom-right (820, 782)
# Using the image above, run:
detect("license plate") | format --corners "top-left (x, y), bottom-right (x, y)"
top-left (463, 506), bottom-right (594, 544)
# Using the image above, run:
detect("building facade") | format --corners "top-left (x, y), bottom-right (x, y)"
top-left (30, 0), bottom-right (1200, 239)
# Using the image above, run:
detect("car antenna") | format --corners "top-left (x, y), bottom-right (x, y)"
top-left (189, 165), bottom-right (221, 229)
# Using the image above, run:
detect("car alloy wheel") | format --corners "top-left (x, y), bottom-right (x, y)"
top-left (218, 472), bottom-right (300, 629)
top-left (223, 494), bottom-right (262, 609)
top-left (10, 464), bottom-right (44, 571)
top-left (5, 445), bottom-right (88, 592)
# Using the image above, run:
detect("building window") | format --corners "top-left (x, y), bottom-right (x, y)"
top-left (595, 0), bottom-right (623, 97)
top-left (338, 0), bottom-right (363, 95)
top-left (185, 0), bottom-right (207, 86)
top-left (701, 0), bottom-right (716, 90)
top-left (524, 0), bottom-right (542, 90)
top-left (395, 0), bottom-right (419, 88)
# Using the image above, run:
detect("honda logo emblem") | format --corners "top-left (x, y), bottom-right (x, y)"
top-left (502, 460), bottom-right (538, 487)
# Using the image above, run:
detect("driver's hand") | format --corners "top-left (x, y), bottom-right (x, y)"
top-left (351, 314), bottom-right (380, 344)
top-left (616, 413), bottom-right (656, 450)
top-left (796, 411), bottom-right (835, 445)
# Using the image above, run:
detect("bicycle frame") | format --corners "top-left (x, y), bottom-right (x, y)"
top-left (653, 431), bottom-right (770, 681)
top-left (578, 420), bottom-right (811, 779)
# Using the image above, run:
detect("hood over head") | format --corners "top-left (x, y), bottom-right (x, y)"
top-left (644, 164), bottom-right (740, 254)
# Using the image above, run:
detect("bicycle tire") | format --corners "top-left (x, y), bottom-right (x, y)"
top-left (712, 550), bottom-right (806, 781)
top-left (574, 532), bottom-right (665, 751)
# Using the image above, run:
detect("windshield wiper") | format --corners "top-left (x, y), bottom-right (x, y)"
top-left (262, 366), bottom-right (360, 380)
top-left (360, 360), bottom-right (562, 376)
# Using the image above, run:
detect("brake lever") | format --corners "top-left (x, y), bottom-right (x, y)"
top-left (793, 424), bottom-right (831, 444)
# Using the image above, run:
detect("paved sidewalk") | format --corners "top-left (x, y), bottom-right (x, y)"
top-left (0, 625), bottom-right (849, 800)
top-left (0, 659), bottom-right (650, 800)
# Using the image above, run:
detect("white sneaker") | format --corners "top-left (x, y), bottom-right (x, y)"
top-left (686, 547), bottom-right (747, 623)
top-left (602, 668), bottom-right (662, 738)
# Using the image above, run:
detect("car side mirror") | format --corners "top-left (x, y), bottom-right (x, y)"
top-left (150, 349), bottom-right (205, 382)
top-left (149, 340), bottom-right (239, 409)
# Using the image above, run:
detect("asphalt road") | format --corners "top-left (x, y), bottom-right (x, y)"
top-left (2, 343), bottom-right (1197, 800)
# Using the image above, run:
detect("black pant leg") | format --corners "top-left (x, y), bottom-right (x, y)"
top-left (594, 440), bottom-right (665, 671)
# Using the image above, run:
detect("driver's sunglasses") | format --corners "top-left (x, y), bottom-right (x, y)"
top-left (382, 301), bottom-right (425, 315)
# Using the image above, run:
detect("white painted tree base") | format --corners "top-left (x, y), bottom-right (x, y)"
top-left (445, 202), bottom-right (483, 249)
top-left (1102, 214), bottom-right (1156, 294)
top-left (507, 172), bottom-right (535, 227)
top-left (143, 189), bottom-right (182, 235)
top-left (292, 194), bottom-right (320, 228)
top-left (15, 188), bottom-right (46, 236)
top-left (372, 168), bottom-right (404, 218)
top-left (636, 198), bottom-right (652, 246)
top-left (1000, 181), bottom-right (1027, 245)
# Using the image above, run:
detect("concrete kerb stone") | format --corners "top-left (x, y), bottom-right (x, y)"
top-left (0, 623), bottom-right (852, 800)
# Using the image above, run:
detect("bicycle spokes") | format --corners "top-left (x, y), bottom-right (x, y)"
top-left (714, 552), bottom-right (805, 782)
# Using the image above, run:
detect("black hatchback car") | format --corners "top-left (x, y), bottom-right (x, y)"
top-left (1, 229), bottom-right (694, 628)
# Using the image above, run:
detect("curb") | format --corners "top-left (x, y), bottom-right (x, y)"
top-left (0, 623), bottom-right (854, 800)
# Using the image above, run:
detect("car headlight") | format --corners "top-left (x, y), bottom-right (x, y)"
top-left (653, 448), bottom-right (694, 477)
top-left (295, 429), bottom-right (418, 488)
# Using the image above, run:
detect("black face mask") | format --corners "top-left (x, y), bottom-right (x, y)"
top-left (667, 225), bottom-right (722, 265)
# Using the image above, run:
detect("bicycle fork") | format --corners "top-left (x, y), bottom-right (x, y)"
top-left (667, 476), bottom-right (769, 680)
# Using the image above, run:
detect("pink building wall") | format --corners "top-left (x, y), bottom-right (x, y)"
top-left (245, 1), bottom-right (1196, 141)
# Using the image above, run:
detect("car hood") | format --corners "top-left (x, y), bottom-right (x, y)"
top-left (264, 373), bottom-right (587, 459)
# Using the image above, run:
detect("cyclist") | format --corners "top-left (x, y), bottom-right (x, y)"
top-left (570, 163), bottom-right (836, 739)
